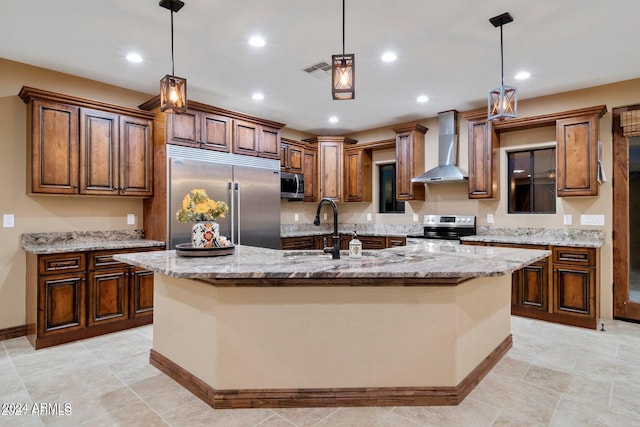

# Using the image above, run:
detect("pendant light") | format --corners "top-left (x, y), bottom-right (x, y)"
top-left (332, 0), bottom-right (355, 100)
top-left (159, 0), bottom-right (187, 113)
top-left (488, 12), bottom-right (517, 120)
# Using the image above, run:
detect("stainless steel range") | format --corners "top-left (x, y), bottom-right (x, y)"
top-left (407, 215), bottom-right (476, 241)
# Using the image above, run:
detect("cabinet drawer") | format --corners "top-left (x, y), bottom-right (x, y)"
top-left (89, 248), bottom-right (159, 270)
top-left (552, 247), bottom-right (596, 266)
top-left (387, 236), bottom-right (406, 247)
top-left (360, 236), bottom-right (386, 250)
top-left (281, 236), bottom-right (316, 250)
top-left (38, 253), bottom-right (86, 275)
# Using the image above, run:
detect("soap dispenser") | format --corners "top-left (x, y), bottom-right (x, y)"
top-left (349, 231), bottom-right (362, 258)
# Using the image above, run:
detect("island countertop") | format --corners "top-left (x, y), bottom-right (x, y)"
top-left (113, 240), bottom-right (550, 284)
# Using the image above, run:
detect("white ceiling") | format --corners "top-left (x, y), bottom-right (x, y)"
top-left (2, 0), bottom-right (639, 135)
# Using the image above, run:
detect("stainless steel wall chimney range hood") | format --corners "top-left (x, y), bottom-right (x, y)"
top-left (411, 110), bottom-right (468, 183)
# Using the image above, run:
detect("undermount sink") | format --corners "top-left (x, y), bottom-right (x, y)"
top-left (283, 250), bottom-right (377, 260)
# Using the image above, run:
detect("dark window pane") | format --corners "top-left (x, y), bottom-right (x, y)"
top-left (508, 148), bottom-right (556, 214)
top-left (379, 164), bottom-right (404, 213)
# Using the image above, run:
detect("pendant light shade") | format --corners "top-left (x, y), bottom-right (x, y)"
top-left (488, 12), bottom-right (516, 120)
top-left (332, 0), bottom-right (355, 100)
top-left (159, 0), bottom-right (187, 113)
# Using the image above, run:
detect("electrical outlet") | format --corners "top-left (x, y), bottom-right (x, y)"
top-left (323, 213), bottom-right (327, 221)
top-left (563, 214), bottom-right (572, 225)
top-left (3, 214), bottom-right (15, 228)
top-left (127, 214), bottom-right (136, 225)
top-left (413, 213), bottom-right (419, 222)
top-left (366, 213), bottom-right (372, 221)
top-left (294, 213), bottom-right (299, 222)
top-left (487, 214), bottom-right (494, 224)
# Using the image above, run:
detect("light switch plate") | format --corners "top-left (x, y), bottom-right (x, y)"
top-left (3, 214), bottom-right (15, 228)
top-left (563, 214), bottom-right (572, 225)
top-left (487, 214), bottom-right (494, 224)
top-left (127, 214), bottom-right (136, 225)
top-left (413, 213), bottom-right (419, 222)
top-left (367, 213), bottom-right (372, 221)
top-left (294, 213), bottom-right (299, 222)
top-left (580, 214), bottom-right (605, 226)
top-left (323, 213), bottom-right (327, 221)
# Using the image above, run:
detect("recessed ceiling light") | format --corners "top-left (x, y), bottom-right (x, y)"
top-left (328, 116), bottom-right (339, 123)
top-left (252, 92), bottom-right (264, 101)
top-left (248, 36), bottom-right (266, 47)
top-left (416, 95), bottom-right (429, 103)
top-left (126, 53), bottom-right (143, 63)
top-left (515, 71), bottom-right (531, 80)
top-left (381, 52), bottom-right (397, 62)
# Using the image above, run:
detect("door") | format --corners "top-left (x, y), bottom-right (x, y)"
top-left (168, 158), bottom-right (233, 249)
top-left (232, 164), bottom-right (281, 249)
top-left (613, 105), bottom-right (640, 321)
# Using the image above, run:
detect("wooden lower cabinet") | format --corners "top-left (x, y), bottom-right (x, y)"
top-left (462, 241), bottom-right (599, 329)
top-left (27, 247), bottom-right (160, 349)
top-left (282, 234), bottom-right (406, 251)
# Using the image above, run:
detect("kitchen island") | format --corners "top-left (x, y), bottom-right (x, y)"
top-left (114, 241), bottom-right (549, 409)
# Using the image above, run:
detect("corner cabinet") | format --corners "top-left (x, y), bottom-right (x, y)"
top-left (393, 124), bottom-right (427, 201)
top-left (20, 87), bottom-right (154, 197)
top-left (304, 136), bottom-right (357, 202)
top-left (26, 247), bottom-right (161, 349)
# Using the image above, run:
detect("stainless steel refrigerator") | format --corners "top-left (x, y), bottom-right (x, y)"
top-left (166, 145), bottom-right (281, 249)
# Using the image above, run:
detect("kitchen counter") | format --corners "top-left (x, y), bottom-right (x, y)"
top-left (114, 240), bottom-right (549, 283)
top-left (114, 242), bottom-right (548, 409)
top-left (22, 230), bottom-right (165, 254)
top-left (460, 226), bottom-right (605, 248)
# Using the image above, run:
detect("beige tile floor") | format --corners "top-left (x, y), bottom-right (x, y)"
top-left (1, 316), bottom-right (640, 426)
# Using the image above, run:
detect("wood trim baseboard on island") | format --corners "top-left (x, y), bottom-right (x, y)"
top-left (149, 334), bottom-right (512, 409)
top-left (0, 324), bottom-right (28, 341)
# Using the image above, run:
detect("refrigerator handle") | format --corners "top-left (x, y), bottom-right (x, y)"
top-left (228, 182), bottom-right (235, 244)
top-left (235, 182), bottom-right (241, 245)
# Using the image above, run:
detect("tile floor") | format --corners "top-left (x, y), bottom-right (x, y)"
top-left (1, 316), bottom-right (640, 426)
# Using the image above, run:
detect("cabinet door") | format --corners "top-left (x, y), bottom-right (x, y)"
top-left (259, 125), bottom-right (281, 159)
top-left (233, 120), bottom-right (260, 156)
top-left (556, 115), bottom-right (598, 197)
top-left (119, 115), bottom-right (153, 196)
top-left (87, 268), bottom-right (129, 326)
top-left (38, 273), bottom-right (86, 336)
top-left (394, 127), bottom-right (426, 201)
top-left (280, 236), bottom-right (316, 250)
top-left (303, 149), bottom-right (318, 202)
top-left (344, 149), bottom-right (372, 202)
top-left (319, 140), bottom-right (342, 200)
top-left (80, 108), bottom-right (119, 195)
top-left (130, 268), bottom-right (154, 318)
top-left (513, 261), bottom-right (549, 311)
top-left (200, 113), bottom-right (232, 152)
top-left (468, 120), bottom-right (499, 199)
top-left (166, 109), bottom-right (199, 147)
top-left (282, 143), bottom-right (304, 173)
top-left (30, 100), bottom-right (80, 194)
top-left (553, 265), bottom-right (595, 317)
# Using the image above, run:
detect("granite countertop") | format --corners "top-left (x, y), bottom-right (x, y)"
top-left (22, 230), bottom-right (166, 254)
top-left (113, 240), bottom-right (550, 282)
top-left (461, 226), bottom-right (605, 248)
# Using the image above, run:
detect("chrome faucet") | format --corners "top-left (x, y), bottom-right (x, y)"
top-left (314, 197), bottom-right (340, 259)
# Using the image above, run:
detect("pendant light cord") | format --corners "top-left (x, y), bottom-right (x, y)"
top-left (342, 0), bottom-right (345, 55)
top-left (500, 24), bottom-right (504, 88)
top-left (170, 7), bottom-right (175, 76)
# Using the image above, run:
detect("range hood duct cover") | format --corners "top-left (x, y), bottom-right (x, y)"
top-left (411, 110), bottom-right (468, 183)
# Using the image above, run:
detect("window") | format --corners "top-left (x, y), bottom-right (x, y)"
top-left (508, 148), bottom-right (556, 214)
top-left (379, 163), bottom-right (404, 213)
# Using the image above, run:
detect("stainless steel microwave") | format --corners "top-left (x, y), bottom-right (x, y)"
top-left (281, 172), bottom-right (304, 200)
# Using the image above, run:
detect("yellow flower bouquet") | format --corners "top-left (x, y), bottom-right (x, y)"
top-left (176, 189), bottom-right (229, 223)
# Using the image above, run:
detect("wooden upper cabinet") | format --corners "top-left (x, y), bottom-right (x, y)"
top-left (28, 99), bottom-right (80, 194)
top-left (20, 87), bottom-right (155, 197)
top-left (304, 136), bottom-right (357, 202)
top-left (556, 115), bottom-right (599, 197)
top-left (303, 146), bottom-right (318, 202)
top-left (119, 115), bottom-right (153, 196)
top-left (393, 124), bottom-right (427, 201)
top-left (281, 138), bottom-right (304, 173)
top-left (467, 119), bottom-right (499, 199)
top-left (166, 109), bottom-right (232, 152)
top-left (233, 120), bottom-right (280, 159)
top-left (344, 148), bottom-right (372, 202)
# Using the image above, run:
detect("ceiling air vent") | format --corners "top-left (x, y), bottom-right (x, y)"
top-left (303, 60), bottom-right (332, 79)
